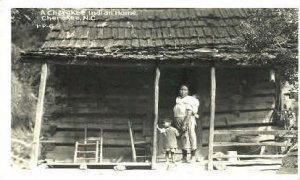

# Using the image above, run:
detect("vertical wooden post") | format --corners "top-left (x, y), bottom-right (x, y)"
top-left (128, 121), bottom-right (137, 162)
top-left (197, 117), bottom-right (203, 150)
top-left (269, 69), bottom-right (275, 82)
top-left (30, 63), bottom-right (48, 169)
top-left (74, 141), bottom-right (78, 163)
top-left (151, 65), bottom-right (160, 169)
top-left (84, 127), bottom-right (87, 144)
top-left (99, 129), bottom-right (103, 163)
top-left (208, 66), bottom-right (216, 171)
top-left (275, 69), bottom-right (283, 125)
top-left (95, 141), bottom-right (99, 163)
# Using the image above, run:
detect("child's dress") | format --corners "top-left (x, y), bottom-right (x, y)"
top-left (161, 127), bottom-right (179, 152)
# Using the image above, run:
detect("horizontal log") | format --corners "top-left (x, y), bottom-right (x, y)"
top-left (44, 122), bottom-right (143, 131)
top-left (63, 89), bottom-right (152, 97)
top-left (41, 138), bottom-right (148, 147)
top-left (213, 159), bottom-right (282, 165)
top-left (44, 117), bottom-right (145, 124)
top-left (49, 131), bottom-right (144, 140)
top-left (198, 126), bottom-right (282, 145)
top-left (46, 102), bottom-right (152, 110)
top-left (55, 94), bottom-right (150, 100)
top-left (44, 147), bottom-right (148, 162)
top-left (214, 103), bottom-right (275, 112)
top-left (156, 112), bottom-right (275, 129)
top-left (49, 97), bottom-right (150, 106)
top-left (52, 87), bottom-right (152, 96)
top-left (161, 96), bottom-right (275, 110)
top-left (216, 88), bottom-right (275, 96)
top-left (213, 142), bottom-right (291, 147)
top-left (44, 112), bottom-right (148, 119)
top-left (45, 106), bottom-right (151, 115)
top-left (201, 110), bottom-right (274, 127)
top-left (44, 146), bottom-right (147, 154)
top-left (214, 130), bottom-right (298, 135)
top-left (216, 96), bottom-right (275, 104)
top-left (212, 154), bottom-right (286, 158)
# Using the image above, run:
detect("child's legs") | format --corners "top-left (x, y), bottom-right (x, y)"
top-left (165, 150), bottom-right (170, 162)
top-left (170, 148), bottom-right (176, 162)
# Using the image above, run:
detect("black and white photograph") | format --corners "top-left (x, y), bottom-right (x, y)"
top-left (4, 6), bottom-right (299, 179)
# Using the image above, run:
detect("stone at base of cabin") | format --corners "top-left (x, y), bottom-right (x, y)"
top-left (166, 163), bottom-right (177, 170)
top-left (189, 156), bottom-right (196, 163)
top-left (213, 164), bottom-right (227, 171)
top-left (79, 163), bottom-right (87, 170)
top-left (277, 148), bottom-right (298, 174)
top-left (196, 156), bottom-right (204, 162)
top-left (113, 165), bottom-right (126, 171)
top-left (37, 163), bottom-right (49, 169)
top-left (277, 167), bottom-right (298, 174)
top-left (212, 152), bottom-right (227, 170)
top-left (281, 154), bottom-right (298, 168)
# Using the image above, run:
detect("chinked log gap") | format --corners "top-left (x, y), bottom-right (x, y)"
top-left (151, 64), bottom-right (160, 169)
top-left (31, 63), bottom-right (48, 169)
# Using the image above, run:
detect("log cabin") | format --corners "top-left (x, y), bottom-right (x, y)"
top-left (20, 8), bottom-right (297, 170)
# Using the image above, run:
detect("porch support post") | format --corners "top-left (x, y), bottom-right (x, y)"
top-left (151, 65), bottom-right (160, 169)
top-left (275, 68), bottom-right (283, 124)
top-left (30, 63), bottom-right (48, 169)
top-left (208, 66), bottom-right (216, 171)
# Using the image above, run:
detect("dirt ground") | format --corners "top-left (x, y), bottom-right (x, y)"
top-left (4, 162), bottom-right (299, 180)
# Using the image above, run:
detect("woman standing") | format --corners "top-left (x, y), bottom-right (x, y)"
top-left (173, 85), bottom-right (199, 163)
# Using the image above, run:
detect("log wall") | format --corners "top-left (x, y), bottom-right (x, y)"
top-left (40, 65), bottom-right (276, 163)
top-left (157, 67), bottom-right (276, 157)
top-left (41, 65), bottom-right (154, 163)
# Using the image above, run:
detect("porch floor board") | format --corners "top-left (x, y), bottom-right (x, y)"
top-left (45, 162), bottom-right (152, 169)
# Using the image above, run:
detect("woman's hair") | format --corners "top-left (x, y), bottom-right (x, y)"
top-left (180, 84), bottom-right (189, 90)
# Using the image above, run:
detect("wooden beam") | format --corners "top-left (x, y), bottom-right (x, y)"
top-left (151, 66), bottom-right (160, 169)
top-left (30, 63), bottom-right (48, 169)
top-left (208, 66), bottom-right (216, 171)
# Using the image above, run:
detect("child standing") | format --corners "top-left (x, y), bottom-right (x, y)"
top-left (157, 119), bottom-right (179, 164)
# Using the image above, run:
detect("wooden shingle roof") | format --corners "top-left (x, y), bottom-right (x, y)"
top-left (22, 9), bottom-right (253, 62)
